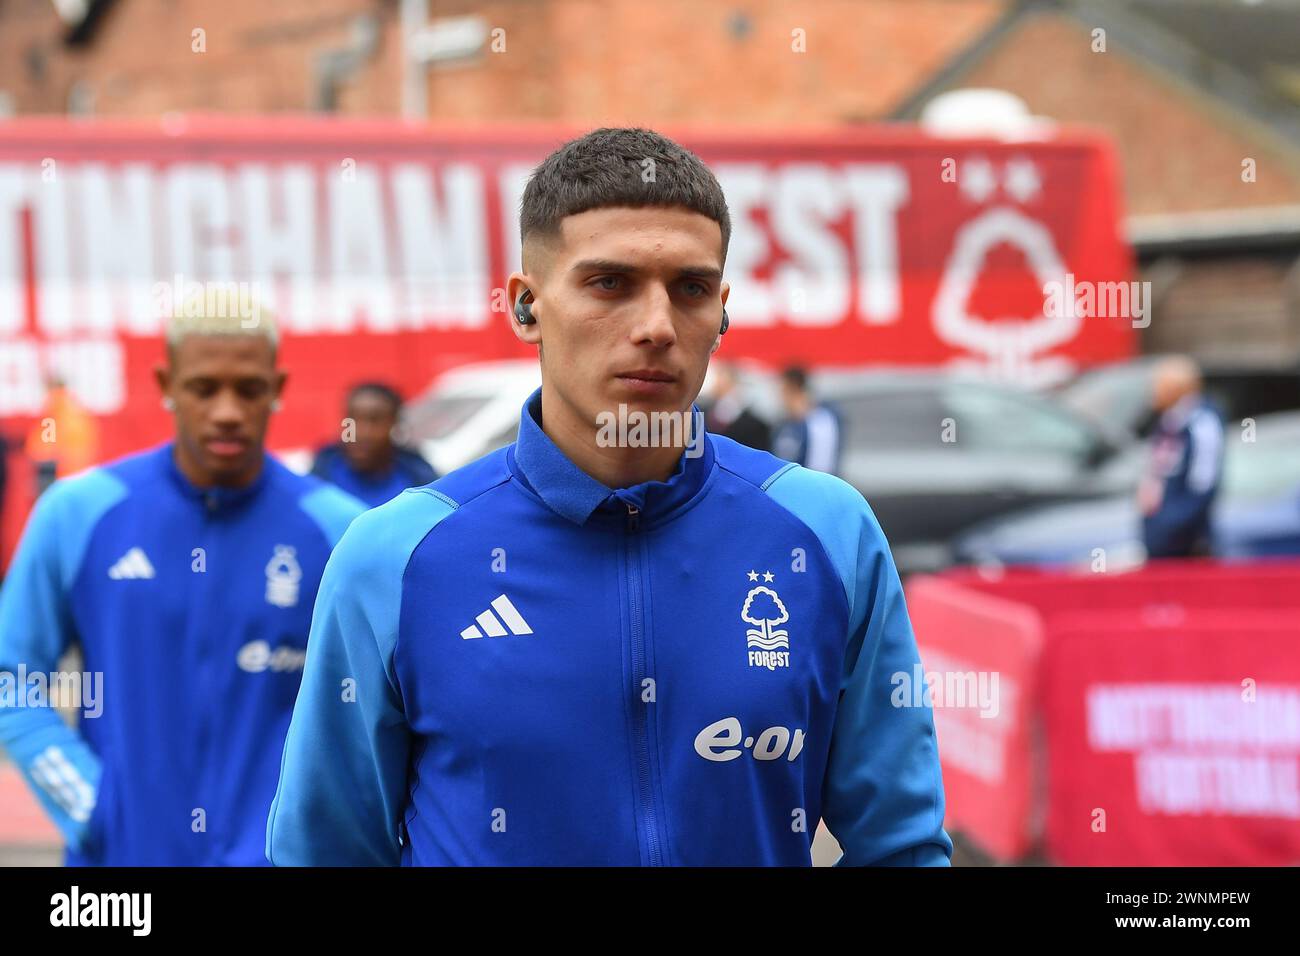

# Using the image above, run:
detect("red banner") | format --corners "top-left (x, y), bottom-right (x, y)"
top-left (1044, 609), bottom-right (1300, 866)
top-left (909, 562), bottom-right (1300, 865)
top-left (0, 117), bottom-right (1135, 467)
top-left (909, 575), bottom-right (1044, 860)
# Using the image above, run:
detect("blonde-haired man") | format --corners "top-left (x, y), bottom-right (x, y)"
top-left (0, 306), bottom-right (364, 865)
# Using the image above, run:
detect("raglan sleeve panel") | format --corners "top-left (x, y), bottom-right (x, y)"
top-left (0, 470), bottom-right (126, 851)
top-left (767, 465), bottom-right (953, 866)
top-left (297, 481), bottom-right (367, 548)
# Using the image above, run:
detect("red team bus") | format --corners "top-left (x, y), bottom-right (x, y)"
top-left (0, 116), bottom-right (1135, 557)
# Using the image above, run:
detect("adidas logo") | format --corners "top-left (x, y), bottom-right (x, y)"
top-left (460, 594), bottom-right (533, 640)
top-left (108, 547), bottom-right (155, 580)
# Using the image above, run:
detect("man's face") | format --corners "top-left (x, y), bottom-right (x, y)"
top-left (780, 379), bottom-right (802, 416)
top-left (156, 334), bottom-right (285, 486)
top-left (511, 205), bottom-right (729, 431)
top-left (344, 391), bottom-right (398, 472)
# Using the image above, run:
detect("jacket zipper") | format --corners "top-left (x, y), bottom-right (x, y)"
top-left (195, 492), bottom-right (219, 861)
top-left (625, 502), bottom-right (663, 866)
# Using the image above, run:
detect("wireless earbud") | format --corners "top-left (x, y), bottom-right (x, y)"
top-left (514, 289), bottom-right (536, 326)
top-left (719, 308), bottom-right (729, 336)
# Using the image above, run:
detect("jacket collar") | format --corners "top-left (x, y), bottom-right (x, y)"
top-left (160, 442), bottom-right (272, 512)
top-left (509, 387), bottom-right (714, 527)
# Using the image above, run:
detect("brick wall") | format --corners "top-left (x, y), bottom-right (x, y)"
top-left (0, 0), bottom-right (1004, 121)
top-left (950, 9), bottom-right (1300, 214)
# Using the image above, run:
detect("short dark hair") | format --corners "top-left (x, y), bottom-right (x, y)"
top-left (519, 127), bottom-right (731, 268)
top-left (347, 381), bottom-right (402, 415)
top-left (781, 365), bottom-right (809, 392)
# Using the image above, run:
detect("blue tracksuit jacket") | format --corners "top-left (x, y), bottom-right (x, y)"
top-left (311, 444), bottom-right (438, 509)
top-left (0, 444), bottom-right (364, 865)
top-left (268, 388), bottom-right (952, 866)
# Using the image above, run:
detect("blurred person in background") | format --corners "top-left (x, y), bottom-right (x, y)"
top-left (311, 382), bottom-right (437, 508)
top-left (773, 365), bottom-right (842, 476)
top-left (268, 126), bottom-right (950, 867)
top-left (702, 361), bottom-right (771, 451)
top-left (24, 376), bottom-right (100, 497)
top-left (0, 430), bottom-right (8, 586)
top-left (0, 307), bottom-right (364, 865)
top-left (1137, 355), bottom-right (1225, 559)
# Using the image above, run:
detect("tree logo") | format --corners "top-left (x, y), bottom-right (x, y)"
top-left (741, 571), bottom-right (790, 670)
top-left (265, 544), bottom-right (302, 608)
top-left (932, 156), bottom-right (1078, 388)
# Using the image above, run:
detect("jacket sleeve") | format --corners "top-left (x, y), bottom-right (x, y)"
top-left (266, 503), bottom-right (419, 866)
top-left (822, 500), bottom-right (952, 865)
top-left (768, 466), bottom-right (952, 866)
top-left (0, 481), bottom-right (104, 850)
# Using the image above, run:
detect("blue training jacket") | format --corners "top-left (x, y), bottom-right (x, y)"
top-left (0, 444), bottom-right (364, 865)
top-left (311, 443), bottom-right (439, 510)
top-left (268, 388), bottom-right (952, 866)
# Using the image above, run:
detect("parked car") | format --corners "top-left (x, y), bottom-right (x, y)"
top-left (813, 371), bottom-right (1146, 574)
top-left (952, 411), bottom-right (1300, 567)
top-left (1054, 356), bottom-right (1300, 440)
top-left (402, 359), bottom-right (782, 475)
top-left (403, 361), bottom-right (542, 476)
top-left (1052, 356), bottom-right (1162, 439)
top-left (403, 364), bottom-right (1159, 574)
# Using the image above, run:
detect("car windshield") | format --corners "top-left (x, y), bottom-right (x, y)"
top-left (942, 384), bottom-right (1095, 458)
top-left (837, 382), bottom-right (1097, 458)
top-left (1224, 424), bottom-right (1300, 499)
top-left (403, 394), bottom-right (491, 441)
top-left (1056, 363), bottom-right (1153, 435)
top-left (838, 389), bottom-right (949, 449)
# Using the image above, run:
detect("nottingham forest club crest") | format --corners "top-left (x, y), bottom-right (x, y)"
top-left (265, 544), bottom-right (302, 608)
top-left (741, 570), bottom-right (790, 670)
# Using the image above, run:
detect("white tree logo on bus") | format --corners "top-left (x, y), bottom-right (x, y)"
top-left (933, 157), bottom-right (1076, 386)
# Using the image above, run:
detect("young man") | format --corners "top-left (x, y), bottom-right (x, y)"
top-left (0, 309), bottom-right (364, 865)
top-left (311, 382), bottom-right (437, 509)
top-left (773, 365), bottom-right (843, 476)
top-left (269, 127), bottom-right (951, 866)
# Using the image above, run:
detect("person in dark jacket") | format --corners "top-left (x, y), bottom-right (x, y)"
top-left (702, 362), bottom-right (771, 451)
top-left (312, 383), bottom-right (437, 508)
top-left (1138, 356), bottom-right (1225, 558)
